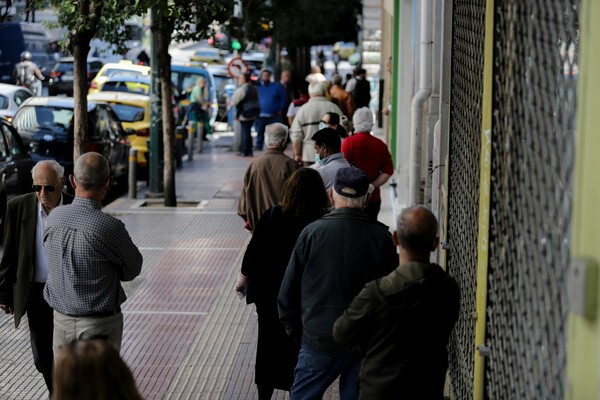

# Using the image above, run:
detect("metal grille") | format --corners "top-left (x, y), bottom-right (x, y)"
top-left (446, 1), bottom-right (487, 398)
top-left (485, 1), bottom-right (578, 398)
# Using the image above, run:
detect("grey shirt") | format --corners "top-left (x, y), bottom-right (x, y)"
top-left (312, 152), bottom-right (351, 191)
top-left (43, 197), bottom-right (142, 315)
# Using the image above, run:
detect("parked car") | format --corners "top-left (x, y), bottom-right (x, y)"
top-left (11, 97), bottom-right (131, 190)
top-left (88, 60), bottom-right (151, 93)
top-left (0, 116), bottom-right (36, 233)
top-left (0, 83), bottom-right (33, 122)
top-left (99, 74), bottom-right (150, 95)
top-left (48, 57), bottom-right (104, 96)
top-left (207, 65), bottom-right (234, 123)
top-left (171, 64), bottom-right (218, 127)
top-left (189, 48), bottom-right (224, 64)
top-left (88, 92), bottom-right (149, 178)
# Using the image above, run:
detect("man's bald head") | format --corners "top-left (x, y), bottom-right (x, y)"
top-left (396, 206), bottom-right (438, 253)
top-left (73, 152), bottom-right (110, 191)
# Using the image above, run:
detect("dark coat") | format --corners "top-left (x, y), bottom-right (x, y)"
top-left (333, 262), bottom-right (460, 400)
top-left (0, 192), bottom-right (73, 328)
top-left (241, 205), bottom-right (325, 389)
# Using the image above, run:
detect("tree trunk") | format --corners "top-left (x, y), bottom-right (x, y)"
top-left (158, 19), bottom-right (176, 207)
top-left (72, 37), bottom-right (91, 161)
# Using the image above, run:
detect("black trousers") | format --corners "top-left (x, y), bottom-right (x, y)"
top-left (27, 282), bottom-right (54, 394)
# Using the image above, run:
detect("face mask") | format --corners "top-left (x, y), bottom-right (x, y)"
top-left (318, 122), bottom-right (327, 130)
top-left (315, 152), bottom-right (325, 165)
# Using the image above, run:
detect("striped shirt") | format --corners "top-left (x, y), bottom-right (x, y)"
top-left (43, 197), bottom-right (142, 316)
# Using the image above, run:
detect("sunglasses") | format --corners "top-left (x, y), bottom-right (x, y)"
top-left (32, 184), bottom-right (56, 192)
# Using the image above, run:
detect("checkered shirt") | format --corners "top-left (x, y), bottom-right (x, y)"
top-left (43, 197), bottom-right (143, 316)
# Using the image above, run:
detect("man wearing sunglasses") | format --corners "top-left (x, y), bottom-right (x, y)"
top-left (0, 160), bottom-right (72, 395)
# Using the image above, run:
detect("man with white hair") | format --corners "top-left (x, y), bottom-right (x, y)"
top-left (0, 160), bottom-right (72, 395)
top-left (278, 167), bottom-right (398, 400)
top-left (290, 81), bottom-right (343, 166)
top-left (238, 123), bottom-right (298, 232)
top-left (341, 107), bottom-right (394, 219)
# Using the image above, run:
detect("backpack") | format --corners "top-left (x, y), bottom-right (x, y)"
top-left (352, 78), bottom-right (371, 109)
top-left (16, 63), bottom-right (35, 87)
top-left (240, 84), bottom-right (260, 119)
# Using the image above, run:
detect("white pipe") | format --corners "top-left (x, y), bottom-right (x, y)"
top-left (408, 0), bottom-right (433, 205)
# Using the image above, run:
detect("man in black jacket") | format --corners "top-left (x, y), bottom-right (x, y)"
top-left (333, 206), bottom-right (460, 399)
top-left (0, 160), bottom-right (72, 395)
top-left (278, 167), bottom-right (398, 400)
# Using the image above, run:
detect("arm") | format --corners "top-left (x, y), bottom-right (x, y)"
top-left (290, 114), bottom-right (304, 164)
top-left (237, 168), bottom-right (250, 223)
top-left (371, 172), bottom-right (391, 189)
top-left (278, 236), bottom-right (306, 342)
top-left (0, 201), bottom-right (17, 314)
top-left (333, 282), bottom-right (377, 349)
top-left (32, 64), bottom-right (45, 80)
top-left (113, 222), bottom-right (143, 281)
top-left (231, 85), bottom-right (246, 107)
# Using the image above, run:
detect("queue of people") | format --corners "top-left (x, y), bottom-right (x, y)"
top-left (0, 58), bottom-right (458, 400)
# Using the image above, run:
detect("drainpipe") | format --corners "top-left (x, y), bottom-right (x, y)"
top-left (408, 0), bottom-right (433, 205)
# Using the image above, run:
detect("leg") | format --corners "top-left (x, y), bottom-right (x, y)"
top-left (77, 313), bottom-right (124, 350)
top-left (338, 356), bottom-right (361, 400)
top-left (53, 312), bottom-right (78, 355)
top-left (241, 120), bottom-right (254, 156)
top-left (290, 345), bottom-right (341, 400)
top-left (257, 384), bottom-right (275, 400)
top-left (254, 117), bottom-right (267, 150)
top-left (26, 283), bottom-right (54, 394)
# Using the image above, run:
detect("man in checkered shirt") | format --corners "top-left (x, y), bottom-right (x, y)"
top-left (43, 152), bottom-right (143, 353)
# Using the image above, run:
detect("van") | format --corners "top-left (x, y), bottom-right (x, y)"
top-left (171, 64), bottom-right (218, 127)
top-left (0, 22), bottom-right (52, 83)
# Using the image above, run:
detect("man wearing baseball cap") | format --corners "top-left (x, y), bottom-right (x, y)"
top-left (278, 167), bottom-right (398, 400)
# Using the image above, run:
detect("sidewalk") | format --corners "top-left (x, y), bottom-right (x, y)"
top-left (0, 129), bottom-right (396, 400)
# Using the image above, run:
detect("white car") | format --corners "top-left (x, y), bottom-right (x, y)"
top-left (0, 83), bottom-right (33, 123)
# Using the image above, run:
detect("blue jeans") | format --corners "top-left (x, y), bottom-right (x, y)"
top-left (254, 115), bottom-right (281, 150)
top-left (290, 344), bottom-right (361, 400)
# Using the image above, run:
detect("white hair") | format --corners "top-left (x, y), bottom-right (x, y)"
top-left (31, 160), bottom-right (64, 180)
top-left (352, 107), bottom-right (374, 133)
top-left (265, 123), bottom-right (289, 147)
top-left (332, 189), bottom-right (368, 209)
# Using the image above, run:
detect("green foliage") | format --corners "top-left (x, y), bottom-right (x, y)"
top-left (141, 0), bottom-right (231, 43)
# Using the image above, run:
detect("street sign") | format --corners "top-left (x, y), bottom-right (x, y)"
top-left (227, 57), bottom-right (248, 79)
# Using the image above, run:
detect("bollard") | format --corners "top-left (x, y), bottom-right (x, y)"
top-left (128, 148), bottom-right (138, 199)
top-left (175, 125), bottom-right (184, 168)
top-left (197, 122), bottom-right (204, 154)
top-left (187, 123), bottom-right (194, 161)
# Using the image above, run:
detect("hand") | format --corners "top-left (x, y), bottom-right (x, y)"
top-left (234, 274), bottom-right (249, 299)
top-left (294, 154), bottom-right (303, 166)
top-left (0, 304), bottom-right (13, 315)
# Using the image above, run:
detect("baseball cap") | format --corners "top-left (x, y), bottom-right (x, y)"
top-left (334, 167), bottom-right (370, 198)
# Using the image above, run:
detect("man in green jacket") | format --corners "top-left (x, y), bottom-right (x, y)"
top-left (333, 206), bottom-right (460, 399)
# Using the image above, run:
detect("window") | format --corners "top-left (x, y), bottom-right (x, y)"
top-left (13, 90), bottom-right (32, 107)
top-left (0, 95), bottom-right (8, 110)
top-left (0, 126), bottom-right (9, 159)
top-left (110, 104), bottom-right (145, 123)
top-left (2, 124), bottom-right (22, 156)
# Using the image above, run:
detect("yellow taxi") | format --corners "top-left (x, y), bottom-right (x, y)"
top-left (88, 60), bottom-right (151, 94)
top-left (88, 92), bottom-right (150, 177)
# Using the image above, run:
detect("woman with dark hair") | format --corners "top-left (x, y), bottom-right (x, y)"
top-left (320, 111), bottom-right (348, 138)
top-left (235, 168), bottom-right (329, 400)
top-left (53, 338), bottom-right (142, 400)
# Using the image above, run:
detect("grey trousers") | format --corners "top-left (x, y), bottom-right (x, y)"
top-left (53, 310), bottom-right (123, 355)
